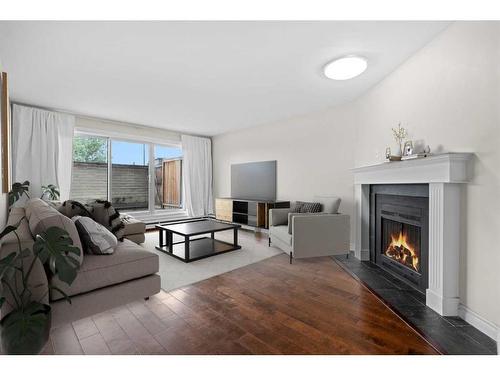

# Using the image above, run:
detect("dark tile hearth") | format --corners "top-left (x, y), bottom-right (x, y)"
top-left (334, 255), bottom-right (497, 355)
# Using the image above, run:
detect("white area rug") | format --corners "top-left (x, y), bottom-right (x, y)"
top-left (141, 229), bottom-right (281, 292)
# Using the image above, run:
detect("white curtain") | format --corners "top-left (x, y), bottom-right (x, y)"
top-left (181, 134), bottom-right (214, 217)
top-left (12, 104), bottom-right (75, 201)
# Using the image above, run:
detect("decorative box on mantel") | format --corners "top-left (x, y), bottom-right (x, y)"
top-left (352, 153), bottom-right (473, 317)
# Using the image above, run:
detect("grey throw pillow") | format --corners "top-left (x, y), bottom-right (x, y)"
top-left (290, 202), bottom-right (305, 213)
top-left (72, 216), bottom-right (117, 255)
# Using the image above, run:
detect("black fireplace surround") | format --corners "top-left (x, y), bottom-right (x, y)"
top-left (370, 184), bottom-right (429, 292)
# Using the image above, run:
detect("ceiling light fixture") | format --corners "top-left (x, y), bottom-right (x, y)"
top-left (323, 56), bottom-right (367, 80)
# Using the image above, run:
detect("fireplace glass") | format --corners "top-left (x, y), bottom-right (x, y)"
top-left (381, 218), bottom-right (421, 274)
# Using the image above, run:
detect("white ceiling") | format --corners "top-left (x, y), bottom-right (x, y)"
top-left (0, 21), bottom-right (449, 136)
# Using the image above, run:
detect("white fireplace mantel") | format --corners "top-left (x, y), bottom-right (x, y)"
top-left (352, 153), bottom-right (473, 316)
top-left (353, 152), bottom-right (472, 185)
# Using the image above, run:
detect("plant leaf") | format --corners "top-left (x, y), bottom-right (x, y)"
top-left (1, 301), bottom-right (49, 354)
top-left (41, 184), bottom-right (60, 200)
top-left (0, 251), bottom-right (19, 281)
top-left (8, 181), bottom-right (30, 207)
top-left (0, 225), bottom-right (18, 240)
top-left (33, 227), bottom-right (81, 285)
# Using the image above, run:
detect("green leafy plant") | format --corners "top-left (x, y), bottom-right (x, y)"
top-left (0, 183), bottom-right (81, 354)
top-left (41, 184), bottom-right (60, 201)
top-left (8, 181), bottom-right (30, 207)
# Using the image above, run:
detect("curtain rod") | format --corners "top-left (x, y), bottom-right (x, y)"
top-left (10, 100), bottom-right (210, 139)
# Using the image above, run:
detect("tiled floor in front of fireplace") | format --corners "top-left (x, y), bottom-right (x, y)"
top-left (333, 255), bottom-right (497, 355)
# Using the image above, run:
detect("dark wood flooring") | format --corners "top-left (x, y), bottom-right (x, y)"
top-left (39, 254), bottom-right (439, 354)
top-left (334, 255), bottom-right (497, 355)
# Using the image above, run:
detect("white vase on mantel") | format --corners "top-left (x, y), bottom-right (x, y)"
top-left (393, 144), bottom-right (402, 157)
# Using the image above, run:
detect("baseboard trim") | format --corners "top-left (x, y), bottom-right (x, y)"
top-left (458, 303), bottom-right (499, 343)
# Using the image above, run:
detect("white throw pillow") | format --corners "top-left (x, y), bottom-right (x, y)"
top-left (72, 216), bottom-right (117, 255)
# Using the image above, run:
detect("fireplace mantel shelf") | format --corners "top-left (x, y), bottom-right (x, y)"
top-left (353, 152), bottom-right (473, 185)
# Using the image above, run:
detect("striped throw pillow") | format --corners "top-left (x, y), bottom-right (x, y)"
top-left (89, 200), bottom-right (125, 241)
top-left (299, 202), bottom-right (322, 213)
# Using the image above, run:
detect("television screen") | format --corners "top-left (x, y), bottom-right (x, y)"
top-left (231, 161), bottom-right (277, 201)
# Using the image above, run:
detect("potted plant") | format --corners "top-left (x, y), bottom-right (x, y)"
top-left (0, 182), bottom-right (80, 354)
top-left (8, 181), bottom-right (61, 204)
top-left (41, 184), bottom-right (60, 202)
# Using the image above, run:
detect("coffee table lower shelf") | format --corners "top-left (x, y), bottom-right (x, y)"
top-left (155, 237), bottom-right (241, 263)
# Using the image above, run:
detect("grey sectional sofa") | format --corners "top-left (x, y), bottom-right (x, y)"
top-left (0, 198), bottom-right (160, 327)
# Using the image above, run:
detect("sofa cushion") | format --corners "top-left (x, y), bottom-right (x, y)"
top-left (314, 196), bottom-right (341, 214)
top-left (90, 200), bottom-right (125, 241)
top-left (124, 233), bottom-right (146, 245)
top-left (270, 225), bottom-right (292, 246)
top-left (49, 239), bottom-right (159, 301)
top-left (121, 215), bottom-right (146, 236)
top-left (2, 207), bottom-right (32, 244)
top-left (25, 198), bottom-right (50, 221)
top-left (27, 199), bottom-right (84, 266)
top-left (73, 216), bottom-right (117, 255)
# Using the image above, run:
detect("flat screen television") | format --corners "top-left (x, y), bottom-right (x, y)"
top-left (231, 160), bottom-right (277, 201)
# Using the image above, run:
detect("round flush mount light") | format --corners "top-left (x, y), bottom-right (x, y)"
top-left (323, 56), bottom-right (367, 80)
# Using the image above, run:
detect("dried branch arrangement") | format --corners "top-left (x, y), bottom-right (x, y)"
top-left (392, 123), bottom-right (407, 155)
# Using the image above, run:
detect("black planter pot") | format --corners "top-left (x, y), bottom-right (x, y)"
top-left (0, 303), bottom-right (51, 355)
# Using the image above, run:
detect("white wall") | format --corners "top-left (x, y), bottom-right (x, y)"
top-left (354, 21), bottom-right (500, 330)
top-left (213, 101), bottom-right (358, 238)
top-left (212, 21), bottom-right (499, 331)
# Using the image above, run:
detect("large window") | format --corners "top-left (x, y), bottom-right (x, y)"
top-left (70, 135), bottom-right (108, 203)
top-left (111, 140), bottom-right (149, 211)
top-left (70, 134), bottom-right (183, 215)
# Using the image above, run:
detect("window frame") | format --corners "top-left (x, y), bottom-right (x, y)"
top-left (72, 131), bottom-right (184, 215)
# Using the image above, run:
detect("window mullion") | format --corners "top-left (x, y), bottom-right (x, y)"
top-left (149, 143), bottom-right (155, 215)
top-left (107, 138), bottom-right (112, 202)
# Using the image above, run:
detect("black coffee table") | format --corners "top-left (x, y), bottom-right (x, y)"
top-left (155, 219), bottom-right (241, 263)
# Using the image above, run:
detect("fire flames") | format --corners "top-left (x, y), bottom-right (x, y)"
top-left (385, 231), bottom-right (419, 272)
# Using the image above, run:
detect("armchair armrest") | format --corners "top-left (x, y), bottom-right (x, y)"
top-left (269, 208), bottom-right (291, 227)
top-left (292, 214), bottom-right (350, 258)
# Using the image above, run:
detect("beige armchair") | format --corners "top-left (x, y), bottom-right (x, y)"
top-left (269, 196), bottom-right (350, 262)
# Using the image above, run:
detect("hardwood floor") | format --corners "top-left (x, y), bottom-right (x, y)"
top-left (38, 254), bottom-right (439, 355)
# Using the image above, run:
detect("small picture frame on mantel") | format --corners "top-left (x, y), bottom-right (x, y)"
top-left (403, 140), bottom-right (414, 157)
